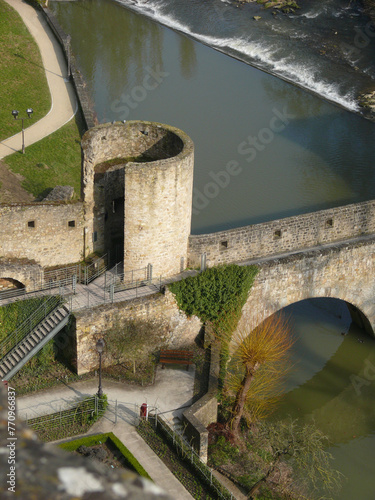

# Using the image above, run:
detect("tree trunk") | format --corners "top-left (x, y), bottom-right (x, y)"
top-left (247, 453), bottom-right (281, 498)
top-left (247, 467), bottom-right (273, 498)
top-left (231, 362), bottom-right (258, 435)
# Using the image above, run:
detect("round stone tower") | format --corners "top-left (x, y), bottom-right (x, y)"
top-left (81, 120), bottom-right (194, 278)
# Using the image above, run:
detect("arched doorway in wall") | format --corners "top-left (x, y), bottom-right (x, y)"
top-left (265, 297), bottom-right (375, 500)
top-left (0, 277), bottom-right (26, 298)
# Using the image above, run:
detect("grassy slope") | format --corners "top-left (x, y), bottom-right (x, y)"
top-left (1, 0), bottom-right (84, 199)
top-left (4, 114), bottom-right (84, 200)
top-left (0, 0), bottom-right (50, 142)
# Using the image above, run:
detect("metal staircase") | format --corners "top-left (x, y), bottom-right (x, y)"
top-left (0, 303), bottom-right (70, 381)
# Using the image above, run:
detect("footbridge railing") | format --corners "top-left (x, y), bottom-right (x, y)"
top-left (0, 255), bottom-right (108, 304)
top-left (105, 264), bottom-right (153, 293)
top-left (69, 275), bottom-right (163, 311)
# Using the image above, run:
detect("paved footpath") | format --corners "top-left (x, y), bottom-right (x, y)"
top-left (1, 0), bottom-right (77, 159)
top-left (16, 368), bottom-right (195, 499)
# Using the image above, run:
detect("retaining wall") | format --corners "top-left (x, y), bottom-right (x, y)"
top-left (182, 342), bottom-right (220, 463)
top-left (73, 288), bottom-right (201, 375)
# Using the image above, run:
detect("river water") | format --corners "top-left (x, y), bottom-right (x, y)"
top-left (51, 0), bottom-right (375, 236)
top-left (276, 299), bottom-right (375, 499)
top-left (50, 0), bottom-right (375, 497)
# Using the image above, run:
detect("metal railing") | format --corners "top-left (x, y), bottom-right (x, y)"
top-left (21, 395), bottom-right (106, 440)
top-left (0, 294), bottom-right (66, 359)
top-left (105, 265), bottom-right (150, 292)
top-left (0, 287), bottom-right (26, 301)
top-left (42, 264), bottom-right (79, 289)
top-left (146, 413), bottom-right (234, 500)
top-left (69, 276), bottom-right (163, 311)
top-left (81, 254), bottom-right (108, 285)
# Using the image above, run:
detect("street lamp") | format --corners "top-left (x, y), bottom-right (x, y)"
top-left (11, 108), bottom-right (34, 154)
top-left (96, 338), bottom-right (105, 398)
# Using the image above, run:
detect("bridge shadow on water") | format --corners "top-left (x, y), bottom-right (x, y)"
top-left (272, 298), bottom-right (375, 445)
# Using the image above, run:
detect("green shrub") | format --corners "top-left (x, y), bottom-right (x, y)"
top-left (208, 435), bottom-right (239, 468)
top-left (169, 264), bottom-right (258, 327)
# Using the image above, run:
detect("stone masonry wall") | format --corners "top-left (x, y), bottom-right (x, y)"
top-left (124, 150), bottom-right (193, 277)
top-left (235, 236), bottom-right (375, 345)
top-left (188, 200), bottom-right (375, 267)
top-left (182, 343), bottom-right (220, 463)
top-left (73, 289), bottom-right (201, 375)
top-left (0, 203), bottom-right (84, 267)
top-left (0, 260), bottom-right (42, 290)
top-left (81, 121), bottom-right (194, 276)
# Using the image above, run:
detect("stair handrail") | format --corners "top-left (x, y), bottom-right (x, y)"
top-left (0, 294), bottom-right (66, 361)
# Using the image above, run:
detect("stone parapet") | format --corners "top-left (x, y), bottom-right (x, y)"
top-left (188, 199), bottom-right (375, 268)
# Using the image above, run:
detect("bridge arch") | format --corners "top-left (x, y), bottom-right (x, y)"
top-left (237, 239), bottom-right (375, 339)
top-left (0, 277), bottom-right (25, 290)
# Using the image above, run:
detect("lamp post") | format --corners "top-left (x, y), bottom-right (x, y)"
top-left (11, 108), bottom-right (33, 154)
top-left (66, 34), bottom-right (72, 79)
top-left (96, 338), bottom-right (105, 398)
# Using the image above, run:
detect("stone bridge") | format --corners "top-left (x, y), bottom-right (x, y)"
top-left (237, 235), bottom-right (375, 338)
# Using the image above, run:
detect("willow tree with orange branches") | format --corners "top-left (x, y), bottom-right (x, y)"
top-left (223, 313), bottom-right (294, 436)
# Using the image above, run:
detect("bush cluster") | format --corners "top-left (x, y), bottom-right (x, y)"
top-left (169, 264), bottom-right (258, 329)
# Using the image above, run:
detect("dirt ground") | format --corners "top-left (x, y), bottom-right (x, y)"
top-left (0, 160), bottom-right (34, 203)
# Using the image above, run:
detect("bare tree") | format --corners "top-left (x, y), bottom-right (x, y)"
top-left (105, 317), bottom-right (163, 374)
top-left (247, 419), bottom-right (344, 499)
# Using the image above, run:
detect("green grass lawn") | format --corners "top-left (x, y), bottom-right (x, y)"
top-left (1, 0), bottom-right (84, 200)
top-left (4, 113), bottom-right (84, 200)
top-left (59, 432), bottom-right (152, 479)
top-left (0, 0), bottom-right (51, 142)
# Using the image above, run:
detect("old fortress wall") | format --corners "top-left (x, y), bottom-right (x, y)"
top-left (0, 5), bottom-right (367, 283)
top-left (0, 202), bottom-right (84, 267)
top-left (81, 121), bottom-right (194, 277)
top-left (1, 121), bottom-right (374, 284)
top-left (188, 199), bottom-right (375, 267)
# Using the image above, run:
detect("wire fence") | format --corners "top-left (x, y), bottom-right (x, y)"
top-left (21, 395), bottom-right (107, 442)
top-left (147, 412), bottom-right (234, 500)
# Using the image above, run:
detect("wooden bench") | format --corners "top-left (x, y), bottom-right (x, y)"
top-left (159, 349), bottom-right (194, 370)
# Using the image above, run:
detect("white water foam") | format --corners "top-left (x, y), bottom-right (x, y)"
top-left (226, 38), bottom-right (359, 110)
top-left (117, 0), bottom-right (359, 112)
top-left (298, 9), bottom-right (321, 19)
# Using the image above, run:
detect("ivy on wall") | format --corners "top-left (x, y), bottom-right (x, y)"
top-left (169, 264), bottom-right (258, 330)
top-left (169, 264), bottom-right (258, 391)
